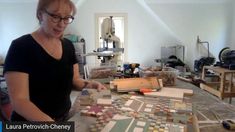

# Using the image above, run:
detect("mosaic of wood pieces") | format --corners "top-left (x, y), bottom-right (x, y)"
top-left (80, 105), bottom-right (115, 117)
top-left (117, 96), bottom-right (193, 123)
top-left (90, 114), bottom-right (186, 132)
top-left (96, 89), bottom-right (112, 105)
top-left (89, 109), bottom-right (119, 132)
top-left (79, 89), bottom-right (112, 106)
top-left (79, 89), bottom-right (95, 106)
top-left (85, 95), bottom-right (191, 132)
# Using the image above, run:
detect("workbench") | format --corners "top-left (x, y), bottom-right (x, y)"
top-left (69, 79), bottom-right (235, 132)
top-left (200, 66), bottom-right (235, 103)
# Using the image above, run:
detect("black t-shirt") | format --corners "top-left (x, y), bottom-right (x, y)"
top-left (4, 34), bottom-right (77, 121)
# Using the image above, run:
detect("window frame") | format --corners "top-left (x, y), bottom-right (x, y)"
top-left (95, 13), bottom-right (128, 64)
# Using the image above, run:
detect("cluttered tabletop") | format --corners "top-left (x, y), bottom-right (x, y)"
top-left (68, 77), bottom-right (235, 132)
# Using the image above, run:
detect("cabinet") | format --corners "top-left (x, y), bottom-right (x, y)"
top-left (200, 66), bottom-right (235, 103)
top-left (74, 41), bottom-right (86, 79)
top-left (64, 34), bottom-right (86, 79)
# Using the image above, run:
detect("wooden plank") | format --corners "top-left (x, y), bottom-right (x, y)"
top-left (177, 76), bottom-right (192, 83)
top-left (205, 82), bottom-right (220, 86)
top-left (222, 92), bottom-right (235, 98)
top-left (163, 87), bottom-right (193, 96)
top-left (193, 114), bottom-right (200, 132)
top-left (220, 72), bottom-right (225, 93)
top-left (201, 66), bottom-right (235, 102)
top-left (203, 66), bottom-right (235, 73)
top-left (143, 87), bottom-right (193, 99)
top-left (111, 77), bottom-right (159, 92)
top-left (200, 83), bottom-right (222, 98)
top-left (97, 98), bottom-right (112, 105)
top-left (144, 90), bottom-right (184, 99)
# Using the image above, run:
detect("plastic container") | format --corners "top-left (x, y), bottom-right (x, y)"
top-left (139, 66), bottom-right (178, 86)
top-left (84, 63), bottom-right (117, 81)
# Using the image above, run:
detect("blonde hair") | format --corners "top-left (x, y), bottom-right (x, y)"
top-left (36, 0), bottom-right (76, 23)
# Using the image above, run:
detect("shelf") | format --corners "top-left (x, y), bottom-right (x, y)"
top-left (200, 66), bottom-right (235, 103)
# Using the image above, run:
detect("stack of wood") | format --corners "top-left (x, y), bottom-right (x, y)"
top-left (110, 77), bottom-right (160, 92)
top-left (89, 67), bottom-right (116, 79)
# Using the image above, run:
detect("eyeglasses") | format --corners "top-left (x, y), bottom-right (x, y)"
top-left (44, 10), bottom-right (74, 24)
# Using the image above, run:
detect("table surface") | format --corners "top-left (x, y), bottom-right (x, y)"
top-left (69, 79), bottom-right (235, 132)
top-left (203, 66), bottom-right (235, 72)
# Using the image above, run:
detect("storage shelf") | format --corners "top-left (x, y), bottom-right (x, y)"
top-left (200, 66), bottom-right (235, 103)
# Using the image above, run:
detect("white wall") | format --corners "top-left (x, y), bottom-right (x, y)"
top-left (147, 1), bottom-right (234, 68)
top-left (0, 3), bottom-right (38, 59)
top-left (0, 0), bottom-right (234, 69)
top-left (231, 1), bottom-right (235, 49)
top-left (67, 0), bottom-right (180, 66)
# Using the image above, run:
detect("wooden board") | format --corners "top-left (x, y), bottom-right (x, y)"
top-left (111, 77), bottom-right (160, 92)
top-left (200, 83), bottom-right (222, 98)
top-left (177, 76), bottom-right (192, 83)
top-left (144, 87), bottom-right (193, 99)
top-left (97, 98), bottom-right (112, 105)
top-left (78, 89), bottom-right (112, 106)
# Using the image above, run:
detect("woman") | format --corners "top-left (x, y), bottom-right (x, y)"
top-left (4, 0), bottom-right (106, 121)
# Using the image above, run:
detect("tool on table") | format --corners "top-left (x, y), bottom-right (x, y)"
top-left (140, 88), bottom-right (157, 93)
top-left (216, 47), bottom-right (235, 70)
top-left (210, 110), bottom-right (235, 130)
top-left (123, 63), bottom-right (140, 77)
top-left (222, 119), bottom-right (235, 130)
top-left (140, 86), bottom-right (161, 93)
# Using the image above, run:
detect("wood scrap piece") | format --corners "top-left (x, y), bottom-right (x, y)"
top-left (90, 89), bottom-right (112, 105)
top-left (111, 77), bottom-right (159, 92)
top-left (143, 87), bottom-right (193, 99)
top-left (79, 96), bottom-right (94, 106)
top-left (97, 98), bottom-right (112, 106)
top-left (144, 87), bottom-right (193, 99)
top-left (80, 105), bottom-right (104, 117)
top-left (177, 76), bottom-right (192, 83)
top-left (144, 89), bottom-right (184, 99)
top-left (163, 87), bottom-right (193, 96)
top-left (88, 89), bottom-right (111, 99)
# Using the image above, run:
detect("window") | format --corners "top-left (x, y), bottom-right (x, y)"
top-left (95, 13), bottom-right (127, 65)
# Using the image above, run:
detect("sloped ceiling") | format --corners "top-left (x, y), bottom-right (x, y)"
top-left (145, 0), bottom-right (233, 4)
top-left (0, 0), bottom-right (231, 6)
top-left (0, 0), bottom-right (79, 4)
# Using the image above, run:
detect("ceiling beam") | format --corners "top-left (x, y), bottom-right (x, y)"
top-left (145, 0), bottom-right (233, 4)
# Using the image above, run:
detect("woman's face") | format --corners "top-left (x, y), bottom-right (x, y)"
top-left (40, 1), bottom-right (73, 38)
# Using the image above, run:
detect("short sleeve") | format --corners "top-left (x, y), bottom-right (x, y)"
top-left (3, 40), bottom-right (31, 74)
top-left (71, 43), bottom-right (78, 65)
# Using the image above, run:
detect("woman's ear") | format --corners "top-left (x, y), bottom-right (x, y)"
top-left (37, 11), bottom-right (43, 24)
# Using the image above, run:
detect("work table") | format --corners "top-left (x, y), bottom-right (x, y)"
top-left (69, 79), bottom-right (235, 132)
top-left (176, 79), bottom-right (235, 132)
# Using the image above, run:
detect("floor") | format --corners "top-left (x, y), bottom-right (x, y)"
top-left (70, 90), bottom-right (80, 105)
